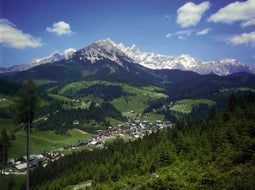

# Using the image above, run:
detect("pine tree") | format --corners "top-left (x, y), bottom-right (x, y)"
top-left (0, 129), bottom-right (10, 165)
top-left (15, 78), bottom-right (40, 190)
top-left (0, 128), bottom-right (11, 190)
top-left (225, 92), bottom-right (237, 112)
top-left (208, 105), bottom-right (217, 119)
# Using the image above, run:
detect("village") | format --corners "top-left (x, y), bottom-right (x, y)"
top-left (3, 115), bottom-right (173, 175)
top-left (85, 118), bottom-right (173, 148)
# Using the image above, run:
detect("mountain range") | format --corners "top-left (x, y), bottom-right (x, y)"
top-left (1, 38), bottom-right (254, 102)
top-left (1, 39), bottom-right (254, 76)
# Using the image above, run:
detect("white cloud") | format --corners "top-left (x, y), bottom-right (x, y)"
top-left (165, 33), bottom-right (172, 38)
top-left (0, 19), bottom-right (43, 49)
top-left (178, 36), bottom-right (185, 40)
top-left (46, 21), bottom-right (73, 36)
top-left (177, 1), bottom-right (210, 28)
top-left (166, 30), bottom-right (194, 40)
top-left (167, 28), bottom-right (211, 39)
top-left (174, 30), bottom-right (193, 36)
top-left (230, 31), bottom-right (255, 46)
top-left (0, 19), bottom-right (14, 27)
top-left (208, 0), bottom-right (255, 27)
top-left (196, 28), bottom-right (211, 35)
top-left (241, 18), bottom-right (255, 27)
top-left (64, 48), bottom-right (76, 58)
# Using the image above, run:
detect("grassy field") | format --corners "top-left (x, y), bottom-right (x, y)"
top-left (10, 129), bottom-right (91, 158)
top-left (58, 80), bottom-right (103, 95)
top-left (0, 119), bottom-right (15, 130)
top-left (0, 119), bottom-right (91, 158)
top-left (34, 79), bottom-right (58, 86)
top-left (112, 84), bottom-right (167, 114)
top-left (112, 95), bottom-right (149, 114)
top-left (57, 80), bottom-right (167, 114)
top-left (48, 93), bottom-right (71, 102)
top-left (171, 99), bottom-right (216, 114)
top-left (144, 113), bottom-right (165, 122)
top-left (1, 174), bottom-right (26, 190)
top-left (0, 95), bottom-right (14, 108)
top-left (59, 81), bottom-right (166, 97)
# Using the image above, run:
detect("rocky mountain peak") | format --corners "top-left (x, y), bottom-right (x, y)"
top-left (1, 39), bottom-right (255, 76)
top-left (72, 39), bottom-right (132, 67)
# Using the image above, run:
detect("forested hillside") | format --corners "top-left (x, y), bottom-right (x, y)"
top-left (28, 92), bottom-right (255, 190)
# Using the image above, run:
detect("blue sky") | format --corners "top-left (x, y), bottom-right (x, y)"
top-left (0, 0), bottom-right (255, 68)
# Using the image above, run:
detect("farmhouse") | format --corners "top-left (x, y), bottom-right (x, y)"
top-left (15, 163), bottom-right (27, 172)
top-left (73, 120), bottom-right (79, 125)
top-left (88, 141), bottom-right (97, 146)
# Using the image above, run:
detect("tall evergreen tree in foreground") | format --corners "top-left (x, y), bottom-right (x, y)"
top-left (15, 78), bottom-right (40, 190)
top-left (0, 128), bottom-right (11, 190)
top-left (0, 128), bottom-right (10, 165)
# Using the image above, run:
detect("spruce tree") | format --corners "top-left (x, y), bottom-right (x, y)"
top-left (0, 129), bottom-right (10, 165)
top-left (15, 78), bottom-right (40, 190)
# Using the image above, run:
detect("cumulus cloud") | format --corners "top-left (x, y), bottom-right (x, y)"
top-left (208, 0), bottom-right (255, 27)
top-left (177, 1), bottom-right (210, 28)
top-left (64, 48), bottom-right (76, 58)
top-left (0, 18), bottom-right (43, 49)
top-left (196, 28), bottom-right (211, 35)
top-left (46, 21), bottom-right (74, 36)
top-left (230, 31), bottom-right (255, 46)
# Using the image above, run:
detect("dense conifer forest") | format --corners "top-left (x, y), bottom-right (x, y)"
top-left (25, 92), bottom-right (255, 190)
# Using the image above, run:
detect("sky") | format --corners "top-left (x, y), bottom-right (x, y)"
top-left (0, 0), bottom-right (255, 68)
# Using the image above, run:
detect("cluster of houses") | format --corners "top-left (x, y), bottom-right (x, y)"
top-left (0, 97), bottom-right (6, 102)
top-left (6, 152), bottom-right (63, 174)
top-left (66, 118), bottom-right (173, 150)
top-left (98, 119), bottom-right (172, 141)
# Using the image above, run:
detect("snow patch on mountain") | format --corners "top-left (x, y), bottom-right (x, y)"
top-left (0, 49), bottom-right (76, 73)
top-left (111, 40), bottom-right (255, 76)
top-left (29, 51), bottom-right (63, 68)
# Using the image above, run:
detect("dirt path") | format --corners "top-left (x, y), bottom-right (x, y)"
top-left (73, 181), bottom-right (92, 190)
top-left (73, 128), bottom-right (88, 135)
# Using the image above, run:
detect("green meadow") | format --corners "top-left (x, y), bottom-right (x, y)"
top-left (57, 80), bottom-right (167, 114)
top-left (112, 84), bottom-right (167, 114)
top-left (48, 93), bottom-right (71, 102)
top-left (0, 95), bottom-right (15, 108)
top-left (0, 119), bottom-right (91, 158)
top-left (171, 99), bottom-right (216, 114)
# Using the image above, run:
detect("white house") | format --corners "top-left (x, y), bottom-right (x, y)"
top-left (15, 163), bottom-right (27, 172)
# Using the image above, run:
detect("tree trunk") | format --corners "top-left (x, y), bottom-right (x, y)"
top-left (26, 120), bottom-right (30, 190)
